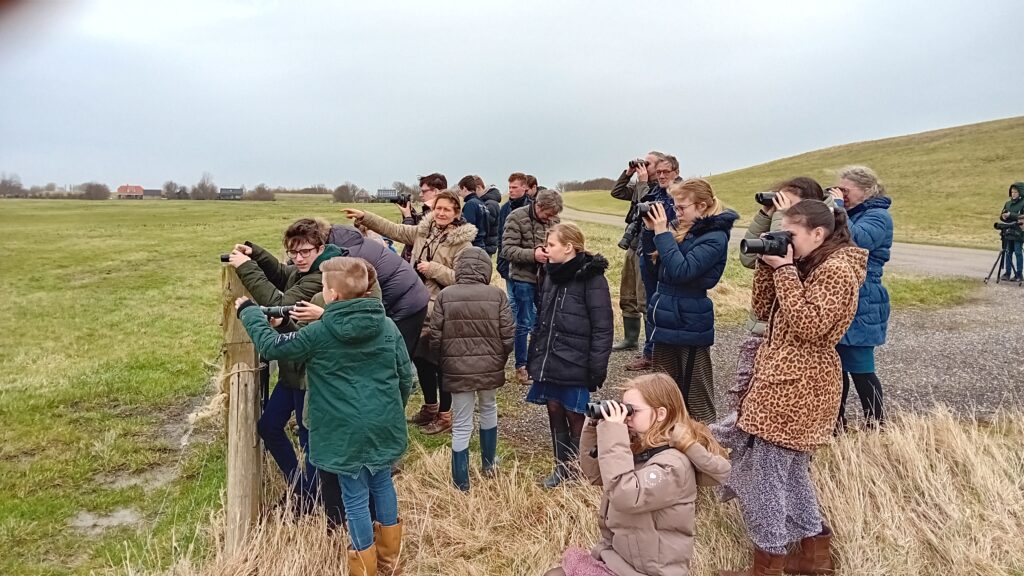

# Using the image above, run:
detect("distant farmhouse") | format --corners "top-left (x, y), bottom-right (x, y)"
top-left (375, 188), bottom-right (398, 202)
top-left (143, 188), bottom-right (162, 199)
top-left (218, 187), bottom-right (244, 200)
top-left (116, 185), bottom-right (144, 199)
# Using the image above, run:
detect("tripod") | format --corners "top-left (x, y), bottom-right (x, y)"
top-left (985, 237), bottom-right (1024, 286)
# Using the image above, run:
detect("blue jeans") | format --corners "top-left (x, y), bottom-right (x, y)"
top-left (507, 279), bottom-right (537, 368)
top-left (257, 384), bottom-right (316, 497)
top-left (1004, 239), bottom-right (1023, 278)
top-left (339, 467), bottom-right (400, 551)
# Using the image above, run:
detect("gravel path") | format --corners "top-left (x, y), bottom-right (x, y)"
top-left (500, 282), bottom-right (1024, 453)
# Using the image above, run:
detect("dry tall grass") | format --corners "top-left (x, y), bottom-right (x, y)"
top-left (140, 409), bottom-right (1023, 576)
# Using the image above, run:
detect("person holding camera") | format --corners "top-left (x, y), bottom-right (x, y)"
top-left (999, 182), bottom-right (1024, 281)
top-left (475, 175), bottom-right (503, 256)
top-left (730, 178), bottom-right (833, 407)
top-left (543, 374), bottom-right (730, 576)
top-left (828, 166), bottom-right (892, 429)
top-left (713, 200), bottom-right (867, 576)
top-left (236, 257), bottom-right (412, 576)
top-left (501, 188), bottom-right (564, 385)
top-left (344, 190), bottom-right (477, 436)
top-left (641, 179), bottom-right (737, 423)
top-left (497, 172), bottom-right (533, 280)
top-left (629, 155), bottom-right (684, 371)
top-left (457, 175), bottom-right (489, 250)
top-left (397, 173), bottom-right (446, 262)
top-left (525, 223), bottom-right (613, 488)
top-left (226, 218), bottom-right (344, 508)
top-left (429, 247), bottom-right (515, 491)
top-left (609, 151), bottom-right (666, 354)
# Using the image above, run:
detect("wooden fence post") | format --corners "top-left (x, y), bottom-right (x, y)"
top-left (221, 265), bottom-right (262, 556)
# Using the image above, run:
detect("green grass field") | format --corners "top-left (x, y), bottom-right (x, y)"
top-left (0, 186), bottom-right (980, 574)
top-left (562, 116), bottom-right (1024, 250)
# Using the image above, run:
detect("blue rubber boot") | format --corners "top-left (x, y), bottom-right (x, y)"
top-left (451, 448), bottom-right (470, 492)
top-left (480, 426), bottom-right (499, 478)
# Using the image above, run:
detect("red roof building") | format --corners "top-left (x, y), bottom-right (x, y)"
top-left (117, 185), bottom-right (144, 199)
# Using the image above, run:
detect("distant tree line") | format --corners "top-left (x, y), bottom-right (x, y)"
top-left (556, 177), bottom-right (616, 192)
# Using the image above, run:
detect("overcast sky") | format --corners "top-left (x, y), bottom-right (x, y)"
top-left (0, 0), bottom-right (1020, 191)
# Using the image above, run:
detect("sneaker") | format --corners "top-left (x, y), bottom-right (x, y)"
top-left (1001, 274), bottom-right (1012, 281)
top-left (625, 355), bottom-right (653, 371)
top-left (515, 366), bottom-right (533, 385)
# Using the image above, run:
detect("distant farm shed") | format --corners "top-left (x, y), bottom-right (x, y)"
top-left (117, 185), bottom-right (144, 199)
top-left (218, 188), bottom-right (244, 200)
top-left (143, 188), bottom-right (162, 199)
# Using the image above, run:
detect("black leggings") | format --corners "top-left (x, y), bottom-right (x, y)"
top-left (413, 357), bottom-right (451, 412)
top-left (838, 371), bottom-right (885, 427)
top-left (392, 306), bottom-right (427, 360)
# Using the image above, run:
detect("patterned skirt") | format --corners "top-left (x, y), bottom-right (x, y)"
top-left (710, 413), bottom-right (824, 555)
top-left (653, 343), bottom-right (717, 422)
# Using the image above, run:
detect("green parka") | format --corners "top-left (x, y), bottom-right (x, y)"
top-left (240, 297), bottom-right (413, 476)
top-left (1001, 183), bottom-right (1024, 242)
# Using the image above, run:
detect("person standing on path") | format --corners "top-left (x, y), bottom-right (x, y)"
top-left (999, 182), bottom-right (1024, 281)
top-left (830, 165), bottom-right (893, 429)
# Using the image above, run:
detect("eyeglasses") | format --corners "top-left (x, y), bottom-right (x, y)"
top-left (655, 169), bottom-right (676, 176)
top-left (674, 203), bottom-right (695, 212)
top-left (286, 246), bottom-right (320, 259)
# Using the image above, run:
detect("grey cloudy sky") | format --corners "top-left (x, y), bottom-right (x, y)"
top-left (0, 0), bottom-right (1020, 191)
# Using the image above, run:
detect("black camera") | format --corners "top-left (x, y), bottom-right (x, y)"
top-left (220, 253), bottom-right (231, 263)
top-left (389, 193), bottom-right (412, 207)
top-left (754, 191), bottom-right (777, 207)
top-left (628, 159), bottom-right (651, 170)
top-left (585, 400), bottom-right (635, 420)
top-left (994, 220), bottom-right (1023, 231)
top-left (260, 305), bottom-right (295, 318)
top-left (740, 230), bottom-right (793, 257)
top-left (617, 202), bottom-right (655, 250)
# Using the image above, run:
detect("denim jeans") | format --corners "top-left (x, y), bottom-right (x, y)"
top-left (507, 279), bottom-right (537, 368)
top-left (257, 384), bottom-right (316, 497)
top-left (1003, 239), bottom-right (1023, 278)
top-left (339, 467), bottom-right (400, 551)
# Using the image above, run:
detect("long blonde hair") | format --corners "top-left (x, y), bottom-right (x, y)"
top-left (626, 373), bottom-right (727, 458)
top-left (668, 178), bottom-right (724, 242)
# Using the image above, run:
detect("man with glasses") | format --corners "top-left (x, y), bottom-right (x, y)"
top-left (398, 173), bottom-right (447, 262)
top-left (627, 154), bottom-right (682, 371)
top-left (226, 218), bottom-right (344, 510)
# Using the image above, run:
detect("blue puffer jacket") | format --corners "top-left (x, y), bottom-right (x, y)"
top-left (642, 210), bottom-right (738, 347)
top-left (841, 196), bottom-right (893, 347)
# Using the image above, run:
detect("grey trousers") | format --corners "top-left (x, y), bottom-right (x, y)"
top-left (451, 389), bottom-right (499, 452)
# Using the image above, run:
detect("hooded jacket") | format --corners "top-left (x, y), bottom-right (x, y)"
top-left (1000, 183), bottom-right (1024, 242)
top-left (326, 224), bottom-right (430, 321)
top-left (527, 253), bottom-right (614, 390)
top-left (739, 246), bottom-right (868, 452)
top-left (500, 203), bottom-right (560, 284)
top-left (481, 186), bottom-right (502, 255)
top-left (462, 192), bottom-right (489, 250)
top-left (239, 297), bottom-right (413, 475)
top-left (235, 242), bottom-right (344, 389)
top-left (578, 421), bottom-right (731, 576)
top-left (643, 210), bottom-right (739, 348)
top-left (841, 196), bottom-right (893, 348)
top-left (430, 248), bottom-right (515, 393)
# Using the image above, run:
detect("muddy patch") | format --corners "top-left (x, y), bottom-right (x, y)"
top-left (94, 465), bottom-right (177, 492)
top-left (69, 508), bottom-right (143, 536)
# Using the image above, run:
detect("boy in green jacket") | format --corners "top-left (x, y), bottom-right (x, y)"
top-left (236, 256), bottom-right (412, 576)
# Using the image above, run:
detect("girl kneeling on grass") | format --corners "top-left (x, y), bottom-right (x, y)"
top-left (545, 373), bottom-right (731, 576)
top-left (526, 222), bottom-right (614, 488)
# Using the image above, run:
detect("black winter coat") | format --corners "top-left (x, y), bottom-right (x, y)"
top-left (327, 225), bottom-right (430, 322)
top-left (527, 253), bottom-right (614, 390)
top-left (481, 187), bottom-right (502, 255)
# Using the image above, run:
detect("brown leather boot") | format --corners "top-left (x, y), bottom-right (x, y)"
top-left (625, 355), bottom-right (653, 371)
top-left (373, 519), bottom-right (403, 575)
top-left (719, 547), bottom-right (786, 576)
top-left (421, 411), bottom-right (452, 435)
top-left (784, 527), bottom-right (835, 575)
top-left (347, 545), bottom-right (378, 576)
top-left (407, 403), bottom-right (438, 426)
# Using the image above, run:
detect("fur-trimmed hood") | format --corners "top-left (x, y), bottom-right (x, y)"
top-left (687, 209), bottom-right (740, 237)
top-left (416, 212), bottom-right (479, 246)
top-left (547, 252), bottom-right (610, 284)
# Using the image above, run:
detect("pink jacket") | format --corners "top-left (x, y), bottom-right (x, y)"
top-left (579, 421), bottom-right (731, 576)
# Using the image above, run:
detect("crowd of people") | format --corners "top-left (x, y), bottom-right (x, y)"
top-left (226, 160), bottom-right (904, 576)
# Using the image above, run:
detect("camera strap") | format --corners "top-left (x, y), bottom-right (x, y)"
top-left (634, 445), bottom-right (673, 463)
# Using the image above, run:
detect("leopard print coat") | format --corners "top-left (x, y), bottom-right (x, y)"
top-left (737, 246), bottom-right (868, 452)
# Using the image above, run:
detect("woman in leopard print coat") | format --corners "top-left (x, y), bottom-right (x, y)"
top-left (714, 200), bottom-right (867, 576)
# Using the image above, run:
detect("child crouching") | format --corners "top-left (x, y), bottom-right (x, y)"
top-left (545, 373), bottom-right (731, 576)
top-left (237, 256), bottom-right (413, 576)
top-left (429, 247), bottom-right (515, 490)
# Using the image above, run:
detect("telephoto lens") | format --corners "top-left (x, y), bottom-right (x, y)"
top-left (585, 400), bottom-right (635, 420)
top-left (754, 191), bottom-right (776, 206)
top-left (260, 305), bottom-right (295, 318)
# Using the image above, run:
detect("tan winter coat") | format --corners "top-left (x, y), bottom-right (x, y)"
top-left (579, 421), bottom-right (731, 576)
top-left (738, 246), bottom-right (868, 452)
top-left (499, 203), bottom-right (560, 284)
top-left (358, 211), bottom-right (477, 359)
top-left (429, 248), bottom-right (515, 393)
